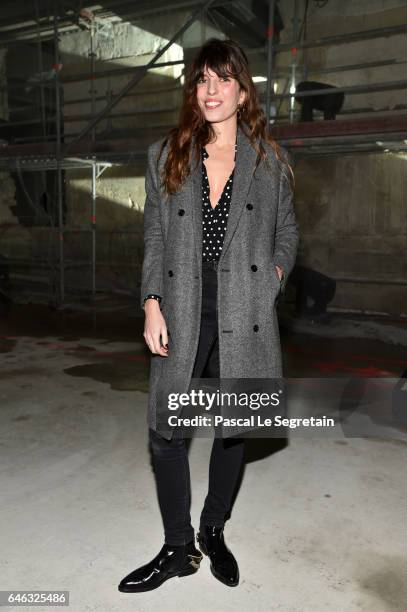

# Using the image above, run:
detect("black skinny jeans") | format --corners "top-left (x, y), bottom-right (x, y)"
top-left (149, 261), bottom-right (246, 545)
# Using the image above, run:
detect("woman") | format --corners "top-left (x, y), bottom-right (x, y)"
top-left (118, 38), bottom-right (299, 593)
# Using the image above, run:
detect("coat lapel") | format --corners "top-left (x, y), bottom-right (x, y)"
top-left (189, 122), bottom-right (258, 271)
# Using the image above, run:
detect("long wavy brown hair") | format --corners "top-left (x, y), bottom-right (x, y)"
top-left (155, 37), bottom-right (293, 197)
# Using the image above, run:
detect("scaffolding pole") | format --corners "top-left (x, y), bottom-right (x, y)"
top-left (265, 0), bottom-right (275, 129)
top-left (289, 0), bottom-right (300, 124)
top-left (34, 0), bottom-right (49, 226)
top-left (90, 17), bottom-right (97, 297)
top-left (89, 16), bottom-right (96, 142)
top-left (53, 2), bottom-right (64, 305)
top-left (91, 161), bottom-right (96, 297)
top-left (90, 161), bottom-right (112, 297)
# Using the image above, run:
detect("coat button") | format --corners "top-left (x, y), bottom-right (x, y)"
top-left (246, 203), bottom-right (253, 210)
top-left (253, 324), bottom-right (259, 332)
top-left (168, 270), bottom-right (173, 277)
top-left (178, 209), bottom-right (185, 216)
top-left (251, 264), bottom-right (257, 271)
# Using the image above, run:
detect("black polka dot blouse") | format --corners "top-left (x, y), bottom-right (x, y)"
top-left (201, 140), bottom-right (237, 262)
top-left (143, 137), bottom-right (237, 307)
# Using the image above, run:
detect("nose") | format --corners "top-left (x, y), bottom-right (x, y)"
top-left (207, 78), bottom-right (218, 95)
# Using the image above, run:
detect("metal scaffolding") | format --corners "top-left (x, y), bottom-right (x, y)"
top-left (0, 0), bottom-right (406, 307)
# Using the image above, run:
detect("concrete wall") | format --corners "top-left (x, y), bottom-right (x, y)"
top-left (0, 48), bottom-right (8, 122)
top-left (294, 152), bottom-right (407, 316)
top-left (60, 17), bottom-right (186, 138)
top-left (267, 0), bottom-right (407, 316)
top-left (63, 163), bottom-right (145, 293)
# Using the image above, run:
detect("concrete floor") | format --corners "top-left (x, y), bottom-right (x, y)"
top-left (1, 300), bottom-right (407, 611)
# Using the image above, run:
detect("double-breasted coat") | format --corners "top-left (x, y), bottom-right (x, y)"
top-left (140, 122), bottom-right (299, 439)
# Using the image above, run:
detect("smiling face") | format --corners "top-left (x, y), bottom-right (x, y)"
top-left (196, 65), bottom-right (246, 124)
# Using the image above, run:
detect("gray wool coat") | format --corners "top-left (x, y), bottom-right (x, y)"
top-left (140, 122), bottom-right (299, 439)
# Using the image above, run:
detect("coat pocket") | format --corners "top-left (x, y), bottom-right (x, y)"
top-left (270, 262), bottom-right (282, 293)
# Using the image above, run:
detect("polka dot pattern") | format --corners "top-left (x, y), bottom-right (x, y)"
top-left (201, 137), bottom-right (237, 262)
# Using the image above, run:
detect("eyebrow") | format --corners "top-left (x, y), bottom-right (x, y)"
top-left (200, 71), bottom-right (231, 78)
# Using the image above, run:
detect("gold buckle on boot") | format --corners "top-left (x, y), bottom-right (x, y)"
top-left (188, 553), bottom-right (203, 569)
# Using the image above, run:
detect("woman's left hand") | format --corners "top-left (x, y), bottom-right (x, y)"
top-left (275, 265), bottom-right (284, 281)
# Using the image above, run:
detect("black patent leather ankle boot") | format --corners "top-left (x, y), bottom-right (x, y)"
top-left (118, 540), bottom-right (203, 593)
top-left (196, 525), bottom-right (239, 587)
